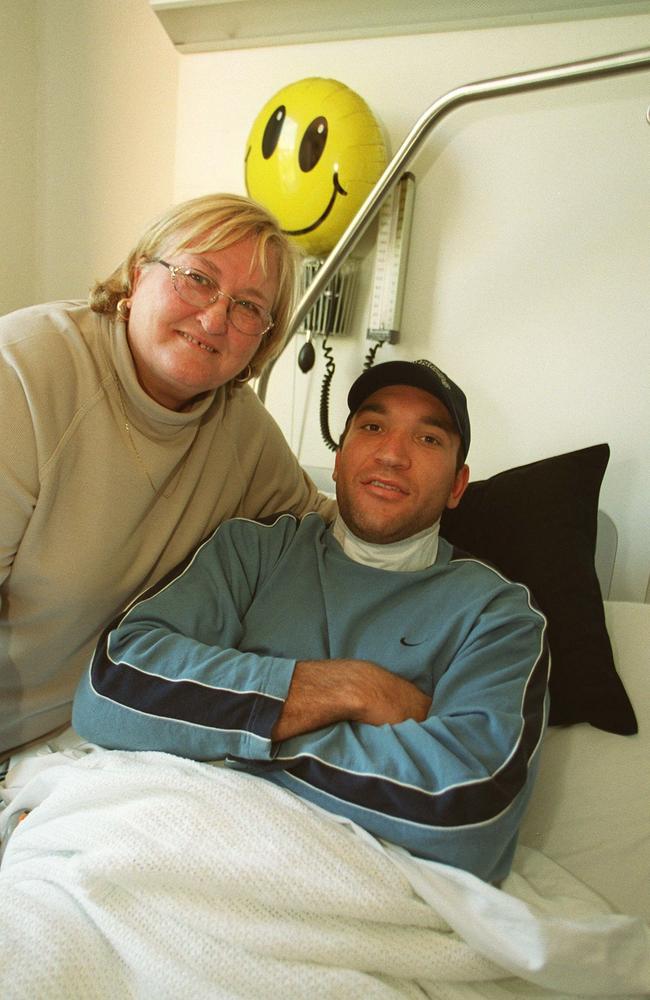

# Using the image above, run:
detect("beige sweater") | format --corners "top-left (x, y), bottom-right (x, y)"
top-left (0, 301), bottom-right (333, 753)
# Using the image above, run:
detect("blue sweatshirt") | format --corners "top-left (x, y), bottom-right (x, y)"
top-left (73, 513), bottom-right (549, 882)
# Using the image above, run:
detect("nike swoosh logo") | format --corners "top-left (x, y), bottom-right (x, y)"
top-left (400, 637), bottom-right (424, 647)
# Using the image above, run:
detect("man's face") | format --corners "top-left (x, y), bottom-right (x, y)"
top-left (333, 384), bottom-right (469, 544)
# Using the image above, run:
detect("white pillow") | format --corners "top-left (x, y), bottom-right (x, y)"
top-left (520, 601), bottom-right (650, 920)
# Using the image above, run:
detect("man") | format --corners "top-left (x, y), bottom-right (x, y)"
top-left (73, 359), bottom-right (549, 883)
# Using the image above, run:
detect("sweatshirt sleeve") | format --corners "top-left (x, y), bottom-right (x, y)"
top-left (239, 584), bottom-right (549, 882)
top-left (72, 517), bottom-right (299, 760)
top-left (0, 351), bottom-right (40, 603)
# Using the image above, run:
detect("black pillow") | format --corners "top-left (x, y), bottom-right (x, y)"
top-left (440, 443), bottom-right (637, 735)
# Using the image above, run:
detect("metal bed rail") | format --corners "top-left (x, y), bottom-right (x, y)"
top-left (257, 44), bottom-right (650, 402)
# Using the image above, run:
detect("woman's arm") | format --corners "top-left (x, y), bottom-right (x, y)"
top-left (0, 359), bottom-right (40, 609)
top-left (233, 389), bottom-right (336, 524)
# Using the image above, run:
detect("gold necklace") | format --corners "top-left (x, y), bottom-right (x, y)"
top-left (115, 381), bottom-right (197, 500)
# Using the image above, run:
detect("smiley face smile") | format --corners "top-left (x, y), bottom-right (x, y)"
top-left (244, 152), bottom-right (348, 238)
top-left (282, 173), bottom-right (347, 237)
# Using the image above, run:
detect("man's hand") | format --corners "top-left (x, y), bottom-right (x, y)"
top-left (349, 660), bottom-right (432, 726)
top-left (272, 659), bottom-right (431, 741)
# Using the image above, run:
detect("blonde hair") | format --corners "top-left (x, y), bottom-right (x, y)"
top-left (90, 193), bottom-right (299, 383)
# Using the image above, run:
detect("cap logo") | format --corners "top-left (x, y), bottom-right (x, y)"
top-left (415, 359), bottom-right (451, 390)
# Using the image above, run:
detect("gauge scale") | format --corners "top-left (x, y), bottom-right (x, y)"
top-left (367, 172), bottom-right (415, 344)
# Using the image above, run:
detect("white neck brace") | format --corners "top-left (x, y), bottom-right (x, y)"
top-left (332, 514), bottom-right (440, 572)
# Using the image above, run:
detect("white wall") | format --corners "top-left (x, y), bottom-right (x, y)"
top-left (0, 1), bottom-right (38, 314)
top-left (36, 0), bottom-right (180, 301)
top-left (0, 0), bottom-right (179, 311)
top-left (174, 13), bottom-right (650, 601)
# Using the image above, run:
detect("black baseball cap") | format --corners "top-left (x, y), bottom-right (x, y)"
top-left (347, 359), bottom-right (470, 458)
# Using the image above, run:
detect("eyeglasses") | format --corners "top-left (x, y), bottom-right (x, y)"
top-left (152, 258), bottom-right (274, 337)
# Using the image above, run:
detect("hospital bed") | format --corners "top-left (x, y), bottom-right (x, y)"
top-left (0, 442), bottom-right (648, 999)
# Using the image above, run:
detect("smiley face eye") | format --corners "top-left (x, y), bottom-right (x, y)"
top-left (299, 116), bottom-right (328, 172)
top-left (262, 105), bottom-right (286, 159)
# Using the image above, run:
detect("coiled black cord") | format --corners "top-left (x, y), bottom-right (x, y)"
top-left (318, 338), bottom-right (384, 452)
top-left (363, 340), bottom-right (384, 369)
top-left (319, 336), bottom-right (338, 451)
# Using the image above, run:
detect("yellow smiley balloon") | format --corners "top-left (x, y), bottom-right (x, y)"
top-left (245, 78), bottom-right (387, 257)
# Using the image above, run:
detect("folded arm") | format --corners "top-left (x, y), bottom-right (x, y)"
top-left (272, 659), bottom-right (431, 740)
top-left (73, 516), bottom-right (428, 758)
top-left (241, 596), bottom-right (550, 882)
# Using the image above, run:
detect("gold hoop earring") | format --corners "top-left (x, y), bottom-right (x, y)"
top-left (116, 298), bottom-right (132, 319)
top-left (235, 364), bottom-right (253, 383)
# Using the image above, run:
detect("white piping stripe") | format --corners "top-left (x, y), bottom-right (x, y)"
top-left (102, 646), bottom-right (284, 703)
top-left (271, 769), bottom-right (522, 833)
top-left (87, 671), bottom-right (273, 744)
top-left (114, 511), bottom-right (302, 626)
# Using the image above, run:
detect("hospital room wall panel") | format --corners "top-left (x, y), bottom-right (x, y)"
top-left (36, 0), bottom-right (180, 302)
top-left (0, 0), bottom-right (180, 309)
top-left (0, 1), bottom-right (38, 315)
top-left (174, 12), bottom-right (650, 602)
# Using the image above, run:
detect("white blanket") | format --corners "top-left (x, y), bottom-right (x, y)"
top-left (0, 749), bottom-right (648, 1000)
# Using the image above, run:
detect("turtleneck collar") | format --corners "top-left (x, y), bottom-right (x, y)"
top-left (103, 314), bottom-right (223, 436)
top-left (332, 514), bottom-right (440, 572)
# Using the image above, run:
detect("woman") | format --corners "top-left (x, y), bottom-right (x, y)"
top-left (0, 193), bottom-right (333, 755)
